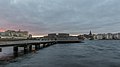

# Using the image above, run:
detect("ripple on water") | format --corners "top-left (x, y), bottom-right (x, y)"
top-left (2, 40), bottom-right (120, 67)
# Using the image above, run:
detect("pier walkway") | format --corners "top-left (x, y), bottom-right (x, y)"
top-left (0, 40), bottom-right (57, 57)
top-left (0, 40), bottom-right (81, 57)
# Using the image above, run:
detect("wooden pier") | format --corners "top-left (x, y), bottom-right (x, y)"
top-left (0, 40), bottom-right (57, 57)
top-left (0, 40), bottom-right (82, 57)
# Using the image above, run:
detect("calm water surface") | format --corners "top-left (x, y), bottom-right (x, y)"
top-left (2, 40), bottom-right (120, 67)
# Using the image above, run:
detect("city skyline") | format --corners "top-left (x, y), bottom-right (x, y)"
top-left (0, 0), bottom-right (120, 36)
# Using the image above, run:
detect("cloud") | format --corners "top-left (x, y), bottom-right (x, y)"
top-left (0, 0), bottom-right (120, 35)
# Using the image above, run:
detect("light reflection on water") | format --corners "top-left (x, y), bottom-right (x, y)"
top-left (1, 40), bottom-right (120, 67)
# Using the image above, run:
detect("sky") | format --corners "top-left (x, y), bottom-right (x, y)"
top-left (0, 0), bottom-right (120, 36)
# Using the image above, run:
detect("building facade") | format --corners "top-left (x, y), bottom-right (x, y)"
top-left (40, 33), bottom-right (79, 41)
top-left (94, 33), bottom-right (120, 40)
top-left (0, 30), bottom-right (32, 39)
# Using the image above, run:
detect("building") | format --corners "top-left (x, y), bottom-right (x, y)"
top-left (93, 32), bottom-right (120, 40)
top-left (48, 33), bottom-right (57, 38)
top-left (0, 30), bottom-right (32, 39)
top-left (116, 33), bottom-right (120, 39)
top-left (57, 33), bottom-right (70, 40)
top-left (88, 30), bottom-right (94, 40)
top-left (78, 35), bottom-right (85, 40)
top-left (40, 33), bottom-right (79, 41)
top-left (58, 33), bottom-right (69, 37)
top-left (96, 34), bottom-right (104, 40)
top-left (106, 33), bottom-right (113, 39)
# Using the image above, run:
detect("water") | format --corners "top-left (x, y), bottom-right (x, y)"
top-left (1, 40), bottom-right (120, 67)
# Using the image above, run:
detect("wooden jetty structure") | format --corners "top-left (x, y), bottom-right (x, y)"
top-left (0, 40), bottom-right (57, 57)
top-left (0, 40), bottom-right (82, 57)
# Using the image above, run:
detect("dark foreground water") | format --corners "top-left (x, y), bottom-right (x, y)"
top-left (1, 40), bottom-right (120, 67)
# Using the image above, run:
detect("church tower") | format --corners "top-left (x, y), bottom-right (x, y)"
top-left (89, 30), bottom-right (92, 36)
top-left (89, 30), bottom-right (94, 40)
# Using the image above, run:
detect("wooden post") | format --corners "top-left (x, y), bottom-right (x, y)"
top-left (35, 45), bottom-right (39, 50)
top-left (13, 46), bottom-right (18, 57)
top-left (46, 43), bottom-right (50, 47)
top-left (24, 45), bottom-right (28, 54)
top-left (29, 45), bottom-right (32, 52)
top-left (50, 43), bottom-right (52, 45)
top-left (43, 44), bottom-right (46, 48)
top-left (38, 45), bottom-right (40, 49)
